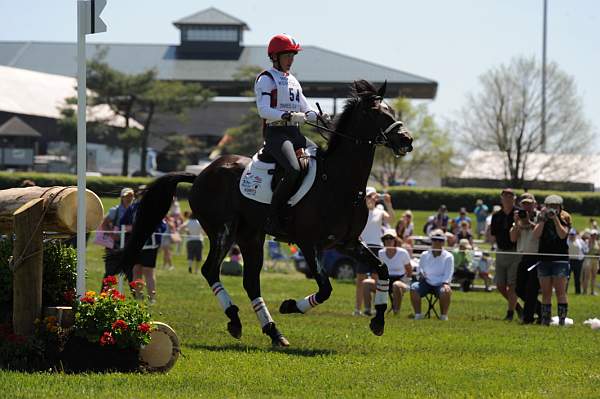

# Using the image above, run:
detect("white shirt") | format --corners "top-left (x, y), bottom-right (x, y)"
top-left (254, 68), bottom-right (315, 123)
top-left (361, 207), bottom-right (386, 246)
top-left (378, 248), bottom-right (411, 277)
top-left (419, 249), bottom-right (454, 286)
top-left (568, 237), bottom-right (586, 260)
top-left (182, 219), bottom-right (204, 242)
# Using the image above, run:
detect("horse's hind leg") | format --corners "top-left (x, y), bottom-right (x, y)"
top-left (201, 222), bottom-right (242, 339)
top-left (280, 244), bottom-right (332, 315)
top-left (237, 230), bottom-right (289, 347)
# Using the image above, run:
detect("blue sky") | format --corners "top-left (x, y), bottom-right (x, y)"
top-left (1, 0), bottom-right (598, 142)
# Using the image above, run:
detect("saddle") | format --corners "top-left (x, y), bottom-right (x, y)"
top-left (239, 146), bottom-right (318, 206)
top-left (257, 147), bottom-right (311, 191)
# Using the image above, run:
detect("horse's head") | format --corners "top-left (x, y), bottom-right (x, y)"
top-left (353, 80), bottom-right (414, 157)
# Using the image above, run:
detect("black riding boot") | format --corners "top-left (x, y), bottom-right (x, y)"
top-left (265, 173), bottom-right (298, 237)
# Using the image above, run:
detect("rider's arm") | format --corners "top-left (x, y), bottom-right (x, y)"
top-left (255, 75), bottom-right (286, 121)
top-left (298, 90), bottom-right (318, 121)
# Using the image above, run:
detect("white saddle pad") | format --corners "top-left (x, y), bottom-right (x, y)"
top-left (239, 146), bottom-right (317, 206)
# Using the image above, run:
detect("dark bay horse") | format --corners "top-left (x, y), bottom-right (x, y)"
top-left (118, 80), bottom-right (413, 346)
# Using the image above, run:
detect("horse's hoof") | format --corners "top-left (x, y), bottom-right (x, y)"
top-left (279, 299), bottom-right (301, 314)
top-left (272, 335), bottom-right (290, 347)
top-left (227, 321), bottom-right (242, 339)
top-left (369, 318), bottom-right (385, 336)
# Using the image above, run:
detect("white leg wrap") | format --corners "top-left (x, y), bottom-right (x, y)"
top-left (375, 279), bottom-right (389, 306)
top-left (211, 282), bottom-right (233, 311)
top-left (296, 293), bottom-right (319, 314)
top-left (251, 297), bottom-right (274, 328)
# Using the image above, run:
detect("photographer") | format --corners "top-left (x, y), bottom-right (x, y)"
top-left (510, 193), bottom-right (541, 324)
top-left (533, 195), bottom-right (571, 326)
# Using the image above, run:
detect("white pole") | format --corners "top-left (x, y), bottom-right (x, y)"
top-left (76, 0), bottom-right (87, 297)
top-left (118, 225), bottom-right (125, 292)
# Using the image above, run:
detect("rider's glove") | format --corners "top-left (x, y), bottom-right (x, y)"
top-left (290, 112), bottom-right (306, 125)
top-left (305, 111), bottom-right (318, 123)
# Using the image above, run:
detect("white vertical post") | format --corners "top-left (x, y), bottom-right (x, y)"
top-left (76, 0), bottom-right (87, 297)
top-left (118, 225), bottom-right (125, 292)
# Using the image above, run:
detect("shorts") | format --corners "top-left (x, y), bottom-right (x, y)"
top-left (187, 240), bottom-right (203, 261)
top-left (474, 261), bottom-right (490, 273)
top-left (410, 280), bottom-right (445, 297)
top-left (389, 275), bottom-right (408, 293)
top-left (356, 245), bottom-right (382, 275)
top-left (537, 260), bottom-right (569, 278)
top-left (138, 248), bottom-right (159, 268)
top-left (494, 251), bottom-right (520, 286)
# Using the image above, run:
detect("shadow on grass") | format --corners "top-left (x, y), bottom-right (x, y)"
top-left (184, 343), bottom-right (336, 357)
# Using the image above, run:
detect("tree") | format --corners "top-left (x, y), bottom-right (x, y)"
top-left (372, 98), bottom-right (454, 186)
top-left (136, 80), bottom-right (213, 175)
top-left (458, 56), bottom-right (593, 187)
top-left (157, 135), bottom-right (207, 171)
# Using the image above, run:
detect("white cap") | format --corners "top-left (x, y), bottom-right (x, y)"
top-left (381, 228), bottom-right (397, 239)
top-left (365, 186), bottom-right (377, 197)
top-left (120, 187), bottom-right (134, 197)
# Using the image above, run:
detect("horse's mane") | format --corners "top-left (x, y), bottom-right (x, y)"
top-left (325, 80), bottom-right (377, 155)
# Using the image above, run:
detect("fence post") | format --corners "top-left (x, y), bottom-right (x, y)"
top-left (12, 198), bottom-right (44, 336)
top-left (118, 224), bottom-right (125, 292)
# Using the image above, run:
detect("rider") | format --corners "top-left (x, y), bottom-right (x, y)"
top-left (254, 34), bottom-right (330, 235)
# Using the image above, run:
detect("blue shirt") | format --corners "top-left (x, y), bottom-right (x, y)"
top-left (120, 201), bottom-right (167, 248)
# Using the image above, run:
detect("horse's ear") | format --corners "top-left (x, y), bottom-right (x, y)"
top-left (377, 80), bottom-right (387, 98)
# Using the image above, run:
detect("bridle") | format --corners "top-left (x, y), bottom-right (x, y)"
top-left (305, 100), bottom-right (410, 151)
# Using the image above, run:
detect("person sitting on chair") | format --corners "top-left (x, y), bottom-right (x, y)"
top-left (254, 33), bottom-right (330, 236)
top-left (410, 229), bottom-right (454, 320)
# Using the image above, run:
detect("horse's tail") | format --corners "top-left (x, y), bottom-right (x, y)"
top-left (119, 172), bottom-right (197, 280)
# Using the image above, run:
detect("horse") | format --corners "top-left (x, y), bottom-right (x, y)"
top-left (117, 80), bottom-right (413, 346)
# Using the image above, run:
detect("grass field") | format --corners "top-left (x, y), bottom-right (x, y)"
top-left (2, 198), bottom-right (600, 398)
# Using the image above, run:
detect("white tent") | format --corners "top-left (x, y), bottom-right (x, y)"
top-left (0, 65), bottom-right (141, 128)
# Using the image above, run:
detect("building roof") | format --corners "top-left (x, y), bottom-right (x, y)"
top-left (0, 41), bottom-right (437, 99)
top-left (0, 65), bottom-right (142, 128)
top-left (173, 7), bottom-right (249, 29)
top-left (0, 116), bottom-right (41, 137)
top-left (459, 150), bottom-right (600, 190)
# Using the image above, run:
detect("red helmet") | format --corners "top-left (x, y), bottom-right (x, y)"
top-left (267, 34), bottom-right (302, 57)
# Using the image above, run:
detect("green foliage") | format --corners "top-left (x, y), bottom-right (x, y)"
top-left (42, 242), bottom-right (77, 306)
top-left (222, 107), bottom-right (264, 157)
top-left (373, 98), bottom-right (455, 185)
top-left (157, 135), bottom-right (208, 172)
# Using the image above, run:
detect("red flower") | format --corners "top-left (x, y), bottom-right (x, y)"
top-left (102, 275), bottom-right (118, 291)
top-left (110, 289), bottom-right (126, 301)
top-left (112, 319), bottom-right (128, 331)
top-left (129, 279), bottom-right (145, 289)
top-left (81, 296), bottom-right (95, 304)
top-left (138, 323), bottom-right (151, 333)
top-left (63, 289), bottom-right (76, 304)
top-left (99, 331), bottom-right (115, 346)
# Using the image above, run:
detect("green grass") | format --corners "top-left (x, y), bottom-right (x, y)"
top-left (2, 199), bottom-right (600, 398)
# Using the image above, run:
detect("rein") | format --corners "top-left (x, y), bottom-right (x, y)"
top-left (305, 119), bottom-right (403, 147)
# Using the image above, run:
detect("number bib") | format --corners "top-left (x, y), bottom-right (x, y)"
top-left (270, 69), bottom-right (302, 113)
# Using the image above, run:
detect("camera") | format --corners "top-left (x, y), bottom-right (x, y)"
top-left (546, 208), bottom-right (556, 218)
top-left (518, 209), bottom-right (528, 219)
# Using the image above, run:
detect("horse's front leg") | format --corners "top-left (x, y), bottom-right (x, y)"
top-left (338, 240), bottom-right (389, 336)
top-left (280, 244), bottom-right (332, 314)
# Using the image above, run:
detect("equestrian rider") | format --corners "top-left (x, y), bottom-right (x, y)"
top-left (254, 34), bottom-right (330, 234)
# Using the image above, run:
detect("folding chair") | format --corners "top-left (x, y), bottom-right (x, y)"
top-left (266, 240), bottom-right (288, 269)
top-left (424, 292), bottom-right (439, 319)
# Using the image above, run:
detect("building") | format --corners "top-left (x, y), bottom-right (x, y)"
top-left (0, 7), bottom-right (438, 173)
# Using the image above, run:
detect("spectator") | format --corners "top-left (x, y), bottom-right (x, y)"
top-left (473, 199), bottom-right (489, 239)
top-left (423, 215), bottom-right (436, 236)
top-left (510, 192), bottom-right (541, 324)
top-left (410, 229), bottom-right (454, 320)
top-left (121, 190), bottom-right (167, 304)
top-left (533, 195), bottom-right (571, 325)
top-left (567, 229), bottom-right (586, 295)
top-left (490, 188), bottom-right (522, 321)
top-left (169, 197), bottom-right (184, 255)
top-left (445, 231), bottom-right (457, 248)
top-left (433, 205), bottom-right (449, 232)
top-left (485, 205), bottom-right (502, 244)
top-left (395, 210), bottom-right (414, 244)
top-left (452, 238), bottom-right (475, 291)
top-left (363, 229), bottom-right (412, 315)
top-left (161, 216), bottom-right (177, 270)
top-left (100, 187), bottom-right (134, 281)
top-left (455, 220), bottom-right (474, 248)
top-left (582, 229), bottom-right (599, 295)
top-left (452, 207), bottom-right (472, 234)
top-left (354, 186), bottom-right (394, 316)
top-left (19, 179), bottom-right (36, 187)
top-left (472, 250), bottom-right (493, 291)
top-left (181, 211), bottom-right (205, 274)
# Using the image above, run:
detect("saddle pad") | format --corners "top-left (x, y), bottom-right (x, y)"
top-left (239, 146), bottom-right (317, 206)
